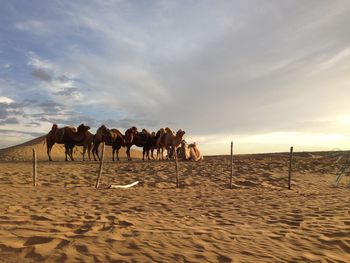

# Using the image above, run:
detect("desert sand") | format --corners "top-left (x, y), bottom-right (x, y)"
top-left (0, 138), bottom-right (350, 262)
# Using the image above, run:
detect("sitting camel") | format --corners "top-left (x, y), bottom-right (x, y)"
top-left (158, 127), bottom-right (186, 160)
top-left (92, 125), bottom-right (125, 161)
top-left (179, 141), bottom-right (203, 161)
top-left (46, 124), bottom-right (91, 161)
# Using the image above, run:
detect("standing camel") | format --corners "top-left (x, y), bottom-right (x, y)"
top-left (159, 128), bottom-right (186, 160)
top-left (92, 125), bottom-right (125, 161)
top-left (140, 129), bottom-right (157, 160)
top-left (46, 124), bottom-right (91, 161)
top-left (156, 128), bottom-right (166, 160)
top-left (65, 131), bottom-right (94, 161)
top-left (124, 127), bottom-right (155, 161)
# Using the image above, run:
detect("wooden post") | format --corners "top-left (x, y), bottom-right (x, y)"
top-left (175, 147), bottom-right (179, 188)
top-left (95, 143), bottom-right (105, 189)
top-left (288, 146), bottom-right (293, 190)
top-left (33, 148), bottom-right (37, 186)
top-left (230, 141), bottom-right (233, 189)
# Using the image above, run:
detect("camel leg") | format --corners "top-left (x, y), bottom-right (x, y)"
top-left (126, 146), bottom-right (132, 161)
top-left (151, 148), bottom-right (155, 160)
top-left (65, 145), bottom-right (69, 161)
top-left (68, 145), bottom-right (75, 161)
top-left (88, 144), bottom-right (92, 161)
top-left (47, 145), bottom-right (53, 162)
top-left (142, 148), bottom-right (145, 161)
top-left (161, 148), bottom-right (164, 160)
top-left (47, 140), bottom-right (54, 161)
top-left (92, 142), bottom-right (100, 161)
top-left (48, 145), bottom-right (53, 162)
top-left (117, 148), bottom-right (120, 161)
top-left (112, 147), bottom-right (115, 161)
top-left (82, 145), bottom-right (86, 161)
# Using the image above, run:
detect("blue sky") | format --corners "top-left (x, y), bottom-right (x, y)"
top-left (0, 0), bottom-right (350, 154)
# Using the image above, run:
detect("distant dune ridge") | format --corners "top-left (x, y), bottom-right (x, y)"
top-left (1, 137), bottom-right (350, 262)
top-left (0, 136), bottom-right (142, 161)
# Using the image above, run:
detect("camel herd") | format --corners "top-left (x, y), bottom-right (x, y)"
top-left (46, 124), bottom-right (203, 162)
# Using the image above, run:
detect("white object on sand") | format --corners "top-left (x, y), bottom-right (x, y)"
top-left (109, 181), bottom-right (139, 189)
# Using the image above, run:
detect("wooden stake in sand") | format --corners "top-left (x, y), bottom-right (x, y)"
top-left (95, 143), bottom-right (105, 189)
top-left (288, 146), bottom-right (294, 190)
top-left (230, 141), bottom-right (233, 189)
top-left (33, 148), bottom-right (37, 186)
top-left (175, 147), bottom-right (179, 188)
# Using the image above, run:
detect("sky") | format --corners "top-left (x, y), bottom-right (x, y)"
top-left (0, 0), bottom-right (350, 154)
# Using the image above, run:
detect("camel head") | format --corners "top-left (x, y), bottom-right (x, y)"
top-left (174, 129), bottom-right (186, 147)
top-left (176, 129), bottom-right (185, 138)
top-left (125, 126), bottom-right (138, 144)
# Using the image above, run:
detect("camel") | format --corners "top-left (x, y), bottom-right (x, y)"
top-left (124, 127), bottom-right (155, 161)
top-left (156, 128), bottom-right (166, 160)
top-left (141, 129), bottom-right (157, 160)
top-left (46, 124), bottom-right (91, 161)
top-left (179, 141), bottom-right (203, 161)
top-left (65, 131), bottom-right (94, 161)
top-left (92, 125), bottom-right (125, 161)
top-left (157, 127), bottom-right (186, 160)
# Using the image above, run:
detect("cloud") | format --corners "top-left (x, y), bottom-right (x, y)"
top-left (15, 20), bottom-right (48, 34)
top-left (38, 100), bottom-right (65, 113)
top-left (0, 117), bottom-right (19, 125)
top-left (1, 1), bottom-right (350, 152)
top-left (27, 52), bottom-right (83, 102)
top-left (0, 96), bottom-right (14, 104)
top-left (103, 118), bottom-right (159, 130)
top-left (31, 68), bottom-right (52, 82)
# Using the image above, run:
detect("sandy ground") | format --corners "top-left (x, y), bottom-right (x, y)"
top-left (0, 146), bottom-right (350, 262)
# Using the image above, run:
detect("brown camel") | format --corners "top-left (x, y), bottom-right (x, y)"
top-left (156, 128), bottom-right (166, 160)
top-left (141, 129), bottom-right (157, 160)
top-left (92, 125), bottom-right (125, 161)
top-left (124, 127), bottom-right (155, 161)
top-left (46, 124), bottom-right (91, 161)
top-left (66, 131), bottom-right (94, 161)
top-left (159, 127), bottom-right (186, 160)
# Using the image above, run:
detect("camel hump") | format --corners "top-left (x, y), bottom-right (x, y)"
top-left (155, 129), bottom-right (163, 138)
top-left (165, 127), bottom-right (173, 133)
top-left (142, 129), bottom-right (151, 135)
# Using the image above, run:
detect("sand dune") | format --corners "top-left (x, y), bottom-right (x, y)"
top-left (0, 139), bottom-right (350, 262)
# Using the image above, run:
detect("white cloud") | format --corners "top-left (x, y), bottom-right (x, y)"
top-left (15, 20), bottom-right (48, 34)
top-left (319, 47), bottom-right (350, 69)
top-left (27, 51), bottom-right (54, 70)
top-left (0, 96), bottom-right (14, 104)
top-left (1, 0), bottom-right (350, 153)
